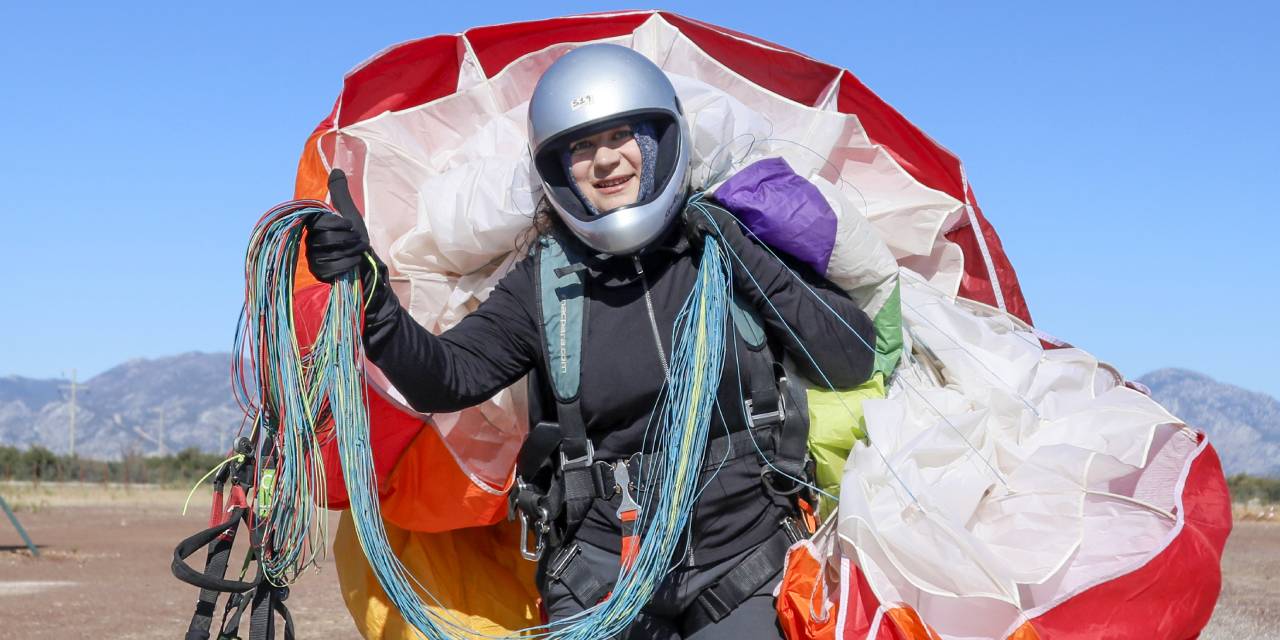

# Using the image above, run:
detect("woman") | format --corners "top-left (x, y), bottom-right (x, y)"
top-left (305, 44), bottom-right (876, 639)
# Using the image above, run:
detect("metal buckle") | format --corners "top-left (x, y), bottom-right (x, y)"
top-left (546, 543), bottom-right (580, 581)
top-left (781, 516), bottom-right (808, 544)
top-left (559, 439), bottom-right (595, 470)
top-left (745, 378), bottom-right (786, 429)
top-left (613, 462), bottom-right (641, 519)
top-left (514, 476), bottom-right (550, 562)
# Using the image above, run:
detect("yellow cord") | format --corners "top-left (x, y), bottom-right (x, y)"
top-left (181, 453), bottom-right (246, 516)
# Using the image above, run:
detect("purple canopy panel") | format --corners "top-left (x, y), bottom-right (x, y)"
top-left (713, 157), bottom-right (837, 275)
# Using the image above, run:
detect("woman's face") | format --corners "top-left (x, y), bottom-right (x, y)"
top-left (568, 125), bottom-right (643, 212)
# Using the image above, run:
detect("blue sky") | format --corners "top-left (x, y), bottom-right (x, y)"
top-left (2, 2), bottom-right (1277, 397)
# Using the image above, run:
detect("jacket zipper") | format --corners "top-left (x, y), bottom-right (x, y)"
top-left (634, 258), bottom-right (671, 380)
top-left (635, 257), bottom-right (698, 565)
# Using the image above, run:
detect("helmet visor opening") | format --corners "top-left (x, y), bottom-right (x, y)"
top-left (534, 111), bottom-right (681, 222)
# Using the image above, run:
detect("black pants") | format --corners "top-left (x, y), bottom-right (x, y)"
top-left (539, 537), bottom-right (785, 640)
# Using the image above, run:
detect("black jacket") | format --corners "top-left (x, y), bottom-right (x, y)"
top-left (363, 216), bottom-right (876, 563)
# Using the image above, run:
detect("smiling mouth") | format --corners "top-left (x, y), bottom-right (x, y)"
top-left (593, 175), bottom-right (634, 192)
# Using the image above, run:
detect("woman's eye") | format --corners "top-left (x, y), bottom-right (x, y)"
top-left (570, 141), bottom-right (593, 153)
top-left (612, 129), bottom-right (634, 141)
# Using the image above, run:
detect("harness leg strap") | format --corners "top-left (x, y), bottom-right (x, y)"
top-left (688, 527), bottom-right (795, 628)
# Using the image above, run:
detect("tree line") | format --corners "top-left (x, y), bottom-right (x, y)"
top-left (0, 446), bottom-right (228, 485)
top-left (2, 444), bottom-right (1279, 503)
top-left (1227, 473), bottom-right (1280, 504)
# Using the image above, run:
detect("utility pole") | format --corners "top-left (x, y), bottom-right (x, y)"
top-left (157, 405), bottom-right (166, 456)
top-left (67, 368), bottom-right (77, 458)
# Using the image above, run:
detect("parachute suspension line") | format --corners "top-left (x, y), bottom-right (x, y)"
top-left (239, 202), bottom-right (731, 639)
top-left (897, 297), bottom-right (1043, 419)
top-left (702, 194), bottom-right (1018, 492)
top-left (234, 200), bottom-right (343, 587)
top-left (701, 133), bottom-right (872, 228)
top-left (706, 133), bottom-right (1042, 417)
top-left (181, 452), bottom-right (245, 516)
top-left (896, 269), bottom-right (1046, 353)
top-left (694, 194), bottom-right (1018, 493)
top-left (546, 234), bottom-right (732, 640)
top-left (686, 195), bottom-right (922, 506)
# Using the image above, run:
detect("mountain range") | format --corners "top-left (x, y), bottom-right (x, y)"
top-left (0, 354), bottom-right (1276, 476)
top-left (0, 352), bottom-right (244, 459)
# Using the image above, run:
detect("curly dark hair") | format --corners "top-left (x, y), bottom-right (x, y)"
top-left (514, 194), bottom-right (563, 255)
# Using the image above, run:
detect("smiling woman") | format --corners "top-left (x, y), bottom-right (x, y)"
top-left (565, 124), bottom-right (648, 213)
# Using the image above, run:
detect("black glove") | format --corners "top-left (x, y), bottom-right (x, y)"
top-left (305, 170), bottom-right (398, 330)
top-left (683, 199), bottom-right (747, 250)
top-left (305, 170), bottom-right (376, 282)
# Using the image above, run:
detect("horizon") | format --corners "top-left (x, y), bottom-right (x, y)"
top-left (3, 2), bottom-right (1277, 398)
top-left (4, 349), bottom-right (1279, 404)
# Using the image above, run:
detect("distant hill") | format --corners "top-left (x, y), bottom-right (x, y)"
top-left (1, 356), bottom-right (1277, 475)
top-left (1138, 368), bottom-right (1280, 477)
top-left (0, 352), bottom-right (243, 459)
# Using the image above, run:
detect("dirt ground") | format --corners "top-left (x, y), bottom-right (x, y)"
top-left (1202, 518), bottom-right (1280, 640)
top-left (1, 483), bottom-right (1276, 639)
top-left (0, 483), bottom-right (353, 639)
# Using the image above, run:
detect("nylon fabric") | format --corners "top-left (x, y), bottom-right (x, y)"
top-left (333, 511), bottom-right (540, 638)
top-left (540, 537), bottom-right (786, 639)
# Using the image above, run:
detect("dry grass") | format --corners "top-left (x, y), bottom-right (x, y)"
top-left (1, 480), bottom-right (200, 511)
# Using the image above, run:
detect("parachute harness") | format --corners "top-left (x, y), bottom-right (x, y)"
top-left (205, 197), bottom-right (731, 639)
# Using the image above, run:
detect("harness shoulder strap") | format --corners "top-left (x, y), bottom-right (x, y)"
top-left (533, 233), bottom-right (595, 526)
top-left (730, 293), bottom-right (766, 350)
top-left (731, 289), bottom-right (811, 486)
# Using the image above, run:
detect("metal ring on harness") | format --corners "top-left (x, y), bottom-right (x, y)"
top-left (759, 467), bottom-right (806, 496)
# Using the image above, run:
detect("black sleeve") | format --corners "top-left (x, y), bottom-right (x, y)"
top-left (361, 257), bottom-right (543, 414)
top-left (725, 232), bottom-right (876, 389)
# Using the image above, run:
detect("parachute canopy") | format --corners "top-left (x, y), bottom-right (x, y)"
top-left (289, 10), bottom-right (1229, 640)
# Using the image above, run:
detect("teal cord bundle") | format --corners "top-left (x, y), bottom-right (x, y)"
top-left (237, 199), bottom-right (732, 638)
top-left (234, 200), bottom-right (348, 586)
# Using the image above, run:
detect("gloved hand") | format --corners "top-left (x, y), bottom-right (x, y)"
top-left (306, 169), bottom-right (376, 282)
top-left (305, 170), bottom-right (397, 326)
top-left (682, 199), bottom-right (747, 249)
top-left (306, 213), bottom-right (369, 282)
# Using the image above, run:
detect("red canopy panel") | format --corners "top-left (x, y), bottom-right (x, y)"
top-left (659, 12), bottom-right (843, 108)
top-left (336, 34), bottom-right (463, 128)
top-left (466, 11), bottom-right (653, 78)
top-left (308, 10), bottom-right (1033, 323)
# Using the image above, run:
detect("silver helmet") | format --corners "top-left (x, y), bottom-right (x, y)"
top-left (528, 44), bottom-right (691, 255)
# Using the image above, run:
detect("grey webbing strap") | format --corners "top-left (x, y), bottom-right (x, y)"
top-left (535, 234), bottom-right (594, 526)
top-left (734, 294), bottom-right (809, 488)
top-left (245, 584), bottom-right (294, 640)
top-left (691, 529), bottom-right (792, 625)
top-left (773, 376), bottom-right (811, 480)
top-left (248, 586), bottom-right (274, 640)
